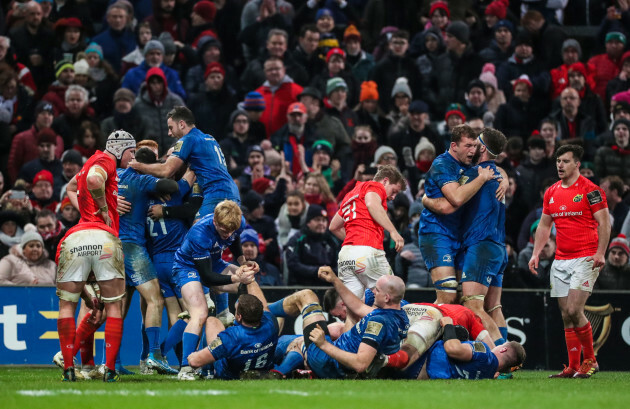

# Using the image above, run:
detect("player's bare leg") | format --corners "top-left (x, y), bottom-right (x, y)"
top-left (461, 282), bottom-right (502, 342)
top-left (557, 289), bottom-right (598, 378)
top-left (485, 285), bottom-right (507, 342)
top-left (431, 267), bottom-right (458, 304)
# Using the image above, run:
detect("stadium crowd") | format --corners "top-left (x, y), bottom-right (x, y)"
top-left (0, 0), bottom-right (628, 381)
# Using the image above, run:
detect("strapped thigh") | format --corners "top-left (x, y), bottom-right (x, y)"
top-left (434, 276), bottom-right (458, 293)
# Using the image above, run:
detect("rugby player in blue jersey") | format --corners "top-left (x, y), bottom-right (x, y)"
top-left (266, 266), bottom-right (409, 379)
top-left (130, 106), bottom-right (242, 325)
top-left (423, 128), bottom-right (509, 346)
top-left (187, 280), bottom-right (279, 379)
top-left (172, 200), bottom-right (258, 380)
top-left (118, 145), bottom-right (181, 374)
top-left (419, 124), bottom-right (507, 304)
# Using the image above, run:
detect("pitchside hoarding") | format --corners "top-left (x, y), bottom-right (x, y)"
top-left (1, 287), bottom-right (629, 370)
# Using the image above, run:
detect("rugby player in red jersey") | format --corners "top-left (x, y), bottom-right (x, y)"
top-left (329, 165), bottom-right (406, 299)
top-left (55, 130), bottom-right (136, 382)
top-left (529, 144), bottom-right (610, 379)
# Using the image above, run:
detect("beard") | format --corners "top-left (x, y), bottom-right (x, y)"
top-left (471, 145), bottom-right (482, 165)
top-left (288, 123), bottom-right (305, 135)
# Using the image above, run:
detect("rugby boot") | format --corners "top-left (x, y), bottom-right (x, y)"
top-left (147, 352), bottom-right (178, 375)
top-left (103, 368), bottom-right (120, 382)
top-left (139, 359), bottom-right (155, 375)
top-left (79, 365), bottom-right (100, 380)
top-left (365, 354), bottom-right (388, 378)
top-left (53, 351), bottom-right (78, 369)
top-left (115, 364), bottom-right (135, 375)
top-left (62, 367), bottom-right (76, 382)
top-left (573, 359), bottom-right (599, 378)
top-left (178, 365), bottom-right (197, 381)
top-left (548, 365), bottom-right (577, 378)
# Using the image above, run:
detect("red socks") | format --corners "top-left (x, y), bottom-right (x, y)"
top-left (386, 350), bottom-right (409, 369)
top-left (565, 328), bottom-right (581, 370)
top-left (73, 314), bottom-right (99, 366)
top-left (105, 317), bottom-right (123, 371)
top-left (575, 323), bottom-right (595, 362)
top-left (57, 317), bottom-right (76, 370)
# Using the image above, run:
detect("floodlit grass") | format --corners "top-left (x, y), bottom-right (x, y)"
top-left (1, 368), bottom-right (629, 409)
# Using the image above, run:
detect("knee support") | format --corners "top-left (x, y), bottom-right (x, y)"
top-left (434, 276), bottom-right (458, 293)
top-left (301, 303), bottom-right (324, 320)
top-left (56, 289), bottom-right (81, 302)
top-left (486, 304), bottom-right (502, 313)
top-left (404, 331), bottom-right (431, 356)
top-left (461, 294), bottom-right (485, 304)
top-left (101, 293), bottom-right (125, 303)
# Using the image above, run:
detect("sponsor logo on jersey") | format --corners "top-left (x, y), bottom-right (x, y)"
top-left (188, 271), bottom-right (197, 278)
top-left (442, 254), bottom-right (452, 263)
top-left (458, 175), bottom-right (470, 185)
top-left (473, 342), bottom-right (486, 352)
top-left (173, 140), bottom-right (183, 152)
top-left (550, 211), bottom-right (583, 217)
top-left (560, 205), bottom-right (567, 211)
top-left (209, 337), bottom-right (222, 350)
top-left (365, 321), bottom-right (383, 336)
top-left (70, 244), bottom-right (103, 257)
top-left (573, 194), bottom-right (583, 202)
top-left (587, 190), bottom-right (603, 205)
top-left (582, 280), bottom-right (589, 288)
top-left (549, 197), bottom-right (554, 204)
top-left (356, 257), bottom-right (366, 274)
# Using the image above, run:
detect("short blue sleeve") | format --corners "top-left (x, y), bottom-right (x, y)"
top-left (361, 315), bottom-right (387, 347)
top-left (433, 159), bottom-right (460, 188)
top-left (171, 134), bottom-right (192, 162)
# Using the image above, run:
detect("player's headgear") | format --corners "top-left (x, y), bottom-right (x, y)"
top-left (106, 130), bottom-right (136, 163)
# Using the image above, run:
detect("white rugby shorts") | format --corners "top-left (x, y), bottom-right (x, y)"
top-left (550, 256), bottom-right (600, 297)
top-left (338, 245), bottom-right (392, 298)
top-left (57, 229), bottom-right (124, 283)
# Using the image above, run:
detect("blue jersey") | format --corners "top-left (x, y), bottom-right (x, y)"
top-left (333, 308), bottom-right (408, 370)
top-left (460, 161), bottom-right (505, 247)
top-left (118, 168), bottom-right (161, 246)
top-left (419, 152), bottom-right (468, 240)
top-left (147, 179), bottom-right (192, 254)
top-left (426, 340), bottom-right (498, 380)
top-left (172, 213), bottom-right (246, 272)
top-left (209, 311), bottom-right (279, 380)
top-left (171, 127), bottom-right (239, 206)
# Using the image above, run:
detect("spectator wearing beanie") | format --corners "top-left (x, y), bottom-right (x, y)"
top-left (594, 119), bottom-right (630, 181)
top-left (370, 30), bottom-right (422, 113)
top-left (463, 79), bottom-right (489, 120)
top-left (29, 170), bottom-right (59, 213)
top-left (588, 31), bottom-right (627, 102)
top-left (284, 203), bottom-right (340, 286)
top-left (479, 19), bottom-right (515, 65)
top-left (8, 101), bottom-right (64, 184)
top-left (494, 74), bottom-right (547, 139)
top-left (550, 38), bottom-right (583, 100)
top-left (413, 27), bottom-right (445, 85)
top-left (133, 67), bottom-right (185, 154)
top-left (310, 47), bottom-right (360, 108)
top-left (189, 62), bottom-right (237, 141)
top-left (188, 1), bottom-right (218, 48)
top-left (427, 21), bottom-right (483, 117)
top-left (324, 76), bottom-right (359, 135)
top-left (238, 229), bottom-right (281, 286)
top-left (220, 110), bottom-right (261, 170)
top-left (596, 234), bottom-right (630, 290)
top-left (18, 128), bottom-right (64, 197)
top-left (479, 63), bottom-right (506, 115)
top-left (386, 77), bottom-right (413, 135)
top-left (606, 51), bottom-right (630, 106)
top-left (343, 25), bottom-right (375, 83)
top-left (101, 88), bottom-right (150, 143)
top-left (242, 190), bottom-right (280, 267)
top-left (41, 59), bottom-right (75, 116)
top-left (0, 231), bottom-right (56, 286)
top-left (354, 81), bottom-right (391, 144)
top-left (477, 0), bottom-right (510, 51)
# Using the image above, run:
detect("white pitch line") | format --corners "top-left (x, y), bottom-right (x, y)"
top-left (17, 390), bottom-right (233, 397)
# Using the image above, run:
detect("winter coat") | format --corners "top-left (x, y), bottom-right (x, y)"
top-left (256, 77), bottom-right (304, 138)
top-left (0, 246), bottom-right (56, 285)
top-left (494, 97), bottom-right (548, 140)
top-left (588, 53), bottom-right (622, 102)
top-left (188, 86), bottom-right (237, 141)
top-left (133, 85), bottom-right (185, 154)
top-left (594, 145), bottom-right (630, 181)
top-left (284, 228), bottom-right (339, 286)
top-left (92, 27), bottom-right (137, 73)
top-left (370, 53), bottom-right (423, 112)
top-left (121, 61), bottom-right (186, 100)
top-left (8, 126), bottom-right (64, 184)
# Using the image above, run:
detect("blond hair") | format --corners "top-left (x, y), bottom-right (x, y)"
top-left (214, 200), bottom-right (242, 232)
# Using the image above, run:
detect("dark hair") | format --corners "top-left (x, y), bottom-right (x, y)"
top-left (506, 136), bottom-right (523, 152)
top-left (480, 128), bottom-right (507, 158)
top-left (236, 294), bottom-right (263, 326)
top-left (540, 117), bottom-right (558, 131)
top-left (374, 164), bottom-right (407, 191)
top-left (167, 106), bottom-right (195, 126)
top-left (555, 144), bottom-right (583, 162)
top-left (322, 288), bottom-right (340, 313)
top-left (36, 208), bottom-right (57, 222)
top-left (264, 55), bottom-right (284, 66)
top-left (135, 147), bottom-right (157, 164)
top-left (391, 30), bottom-right (410, 41)
top-left (602, 175), bottom-right (624, 195)
top-left (451, 124), bottom-right (475, 144)
top-left (299, 24), bottom-right (319, 38)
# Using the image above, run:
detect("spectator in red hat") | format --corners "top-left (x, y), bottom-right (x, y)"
top-left (426, 1), bottom-right (450, 35)
top-left (8, 101), bottom-right (64, 184)
top-left (52, 17), bottom-right (87, 63)
top-left (495, 74), bottom-right (547, 139)
top-left (270, 101), bottom-right (315, 177)
top-left (189, 61), bottom-right (237, 140)
top-left (29, 170), bottom-right (58, 212)
top-left (18, 128), bottom-right (64, 198)
top-left (311, 47), bottom-right (360, 107)
top-left (133, 67), bottom-right (185, 154)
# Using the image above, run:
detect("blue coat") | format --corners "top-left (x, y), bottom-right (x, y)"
top-left (121, 61), bottom-right (186, 100)
top-left (92, 28), bottom-right (137, 73)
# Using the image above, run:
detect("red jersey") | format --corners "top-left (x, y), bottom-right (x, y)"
top-left (419, 303), bottom-right (486, 341)
top-left (543, 175), bottom-right (607, 260)
top-left (338, 181), bottom-right (387, 249)
top-left (73, 150), bottom-right (120, 237)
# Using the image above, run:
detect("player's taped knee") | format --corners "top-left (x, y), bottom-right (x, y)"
top-left (56, 289), bottom-right (81, 302)
top-left (301, 303), bottom-right (324, 320)
top-left (101, 293), bottom-right (125, 303)
top-left (486, 304), bottom-right (502, 313)
top-left (404, 331), bottom-right (431, 356)
top-left (434, 276), bottom-right (458, 293)
top-left (461, 294), bottom-right (485, 304)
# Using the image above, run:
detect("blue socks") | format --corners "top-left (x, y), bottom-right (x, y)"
top-left (499, 327), bottom-right (508, 342)
top-left (161, 319), bottom-right (187, 356)
top-left (145, 326), bottom-right (160, 354)
top-left (141, 324), bottom-right (150, 360)
top-left (181, 332), bottom-right (200, 367)
top-left (274, 351), bottom-right (304, 375)
top-left (268, 299), bottom-right (288, 318)
top-left (216, 292), bottom-right (229, 317)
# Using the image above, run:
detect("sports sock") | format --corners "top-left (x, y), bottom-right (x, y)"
top-left (565, 327), bottom-right (581, 370)
top-left (268, 299), bottom-right (288, 318)
top-left (57, 317), bottom-right (76, 370)
top-left (162, 319), bottom-right (187, 356)
top-left (216, 293), bottom-right (229, 316)
top-left (73, 313), bottom-right (98, 366)
top-left (140, 324), bottom-right (150, 360)
top-left (181, 332), bottom-right (200, 367)
top-left (174, 341), bottom-right (183, 366)
top-left (386, 350), bottom-right (409, 369)
top-left (145, 326), bottom-right (161, 354)
top-left (575, 323), bottom-right (595, 362)
top-left (274, 351), bottom-right (304, 375)
top-left (499, 327), bottom-right (508, 342)
top-left (105, 317), bottom-right (123, 371)
top-left (495, 337), bottom-right (506, 346)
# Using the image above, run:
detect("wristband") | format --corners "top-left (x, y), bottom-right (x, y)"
top-left (162, 206), bottom-right (169, 218)
top-left (443, 324), bottom-right (458, 341)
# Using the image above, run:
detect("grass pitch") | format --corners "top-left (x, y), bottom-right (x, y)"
top-left (2, 368), bottom-right (629, 409)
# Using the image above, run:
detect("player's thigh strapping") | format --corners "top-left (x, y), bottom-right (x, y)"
top-left (338, 245), bottom-right (392, 297)
top-left (550, 256), bottom-right (600, 297)
top-left (402, 304), bottom-right (444, 356)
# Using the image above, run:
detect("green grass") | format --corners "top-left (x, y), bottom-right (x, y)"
top-left (2, 368), bottom-right (629, 409)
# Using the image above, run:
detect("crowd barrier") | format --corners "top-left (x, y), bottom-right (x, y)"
top-left (1, 286), bottom-right (629, 370)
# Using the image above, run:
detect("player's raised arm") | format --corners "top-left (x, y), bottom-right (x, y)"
top-left (130, 155), bottom-right (184, 179)
top-left (318, 266), bottom-right (374, 318)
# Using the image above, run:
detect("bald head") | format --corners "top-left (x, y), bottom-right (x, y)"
top-left (376, 275), bottom-right (406, 305)
top-left (560, 87), bottom-right (580, 117)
